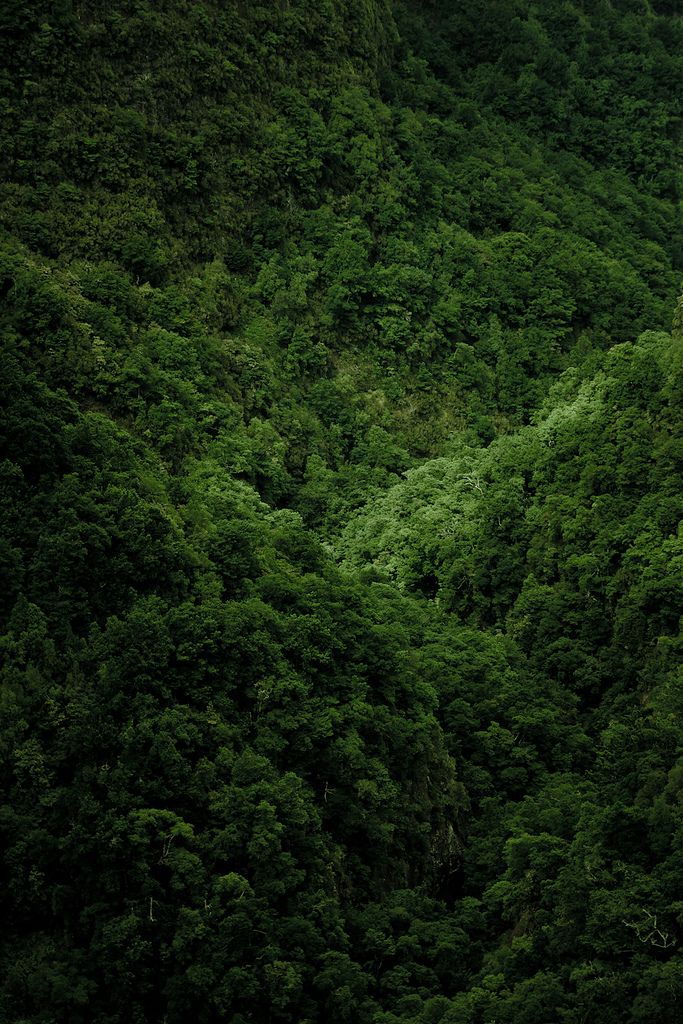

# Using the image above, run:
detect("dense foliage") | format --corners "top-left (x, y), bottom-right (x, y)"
top-left (1, 1), bottom-right (682, 1022)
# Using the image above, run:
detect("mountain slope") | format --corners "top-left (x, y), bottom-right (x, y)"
top-left (1, 2), bottom-right (682, 1022)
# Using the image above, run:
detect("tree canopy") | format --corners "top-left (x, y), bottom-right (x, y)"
top-left (1, 1), bottom-right (682, 1021)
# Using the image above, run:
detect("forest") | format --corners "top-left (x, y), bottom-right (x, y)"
top-left (0, 1), bottom-right (682, 1021)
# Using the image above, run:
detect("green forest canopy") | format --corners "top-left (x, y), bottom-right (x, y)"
top-left (1, 1), bottom-right (682, 1022)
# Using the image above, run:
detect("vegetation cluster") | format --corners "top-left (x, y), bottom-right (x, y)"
top-left (1, 1), bottom-right (682, 1021)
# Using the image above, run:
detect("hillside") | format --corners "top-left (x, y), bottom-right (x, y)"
top-left (1, 2), bottom-right (682, 1022)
